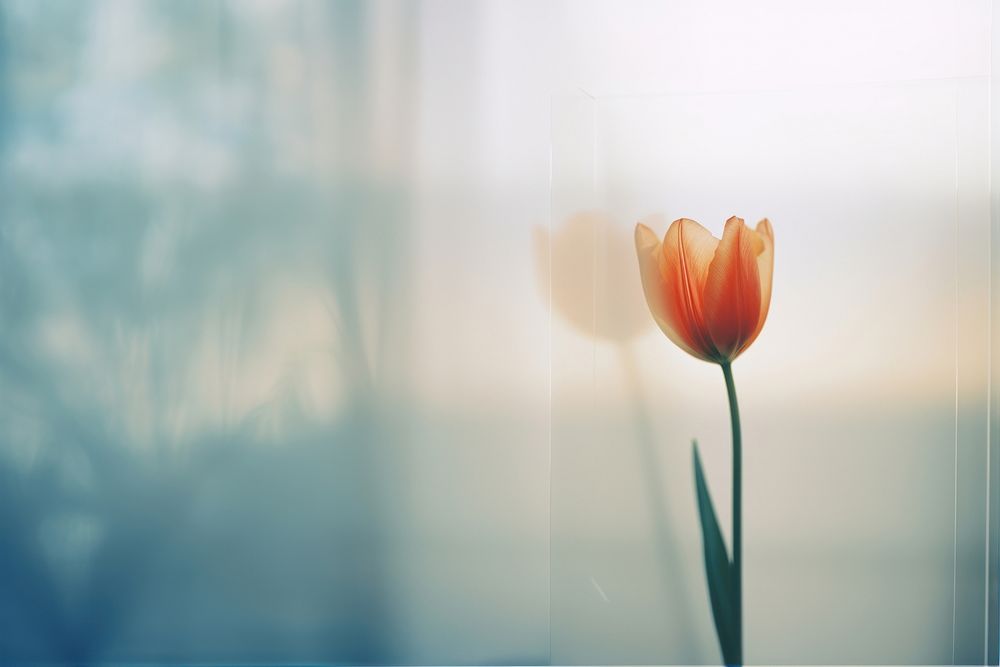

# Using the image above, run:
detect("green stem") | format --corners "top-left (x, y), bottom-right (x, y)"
top-left (721, 361), bottom-right (743, 666)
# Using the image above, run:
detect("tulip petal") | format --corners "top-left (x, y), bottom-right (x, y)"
top-left (740, 218), bottom-right (774, 353)
top-left (702, 217), bottom-right (762, 360)
top-left (655, 218), bottom-right (722, 361)
top-left (635, 222), bottom-right (703, 359)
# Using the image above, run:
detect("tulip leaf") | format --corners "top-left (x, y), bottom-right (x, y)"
top-left (693, 440), bottom-right (739, 665)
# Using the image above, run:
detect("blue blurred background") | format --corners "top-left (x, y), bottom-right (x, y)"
top-left (0, 1), bottom-right (551, 663)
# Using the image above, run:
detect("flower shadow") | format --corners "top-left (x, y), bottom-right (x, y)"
top-left (536, 211), bottom-right (699, 658)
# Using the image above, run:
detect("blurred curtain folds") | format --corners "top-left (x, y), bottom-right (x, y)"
top-left (0, 1), bottom-right (551, 663)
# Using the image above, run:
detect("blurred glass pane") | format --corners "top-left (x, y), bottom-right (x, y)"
top-left (550, 79), bottom-right (993, 664)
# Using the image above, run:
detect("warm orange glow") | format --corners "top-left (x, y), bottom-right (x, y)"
top-left (635, 216), bottom-right (774, 364)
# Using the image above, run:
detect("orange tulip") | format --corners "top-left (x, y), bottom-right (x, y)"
top-left (634, 216), bottom-right (773, 364)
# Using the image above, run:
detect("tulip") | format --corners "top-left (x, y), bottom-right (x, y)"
top-left (634, 215), bottom-right (774, 667)
top-left (634, 216), bottom-right (773, 364)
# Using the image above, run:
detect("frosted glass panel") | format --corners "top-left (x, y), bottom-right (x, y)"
top-left (550, 80), bottom-right (993, 664)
